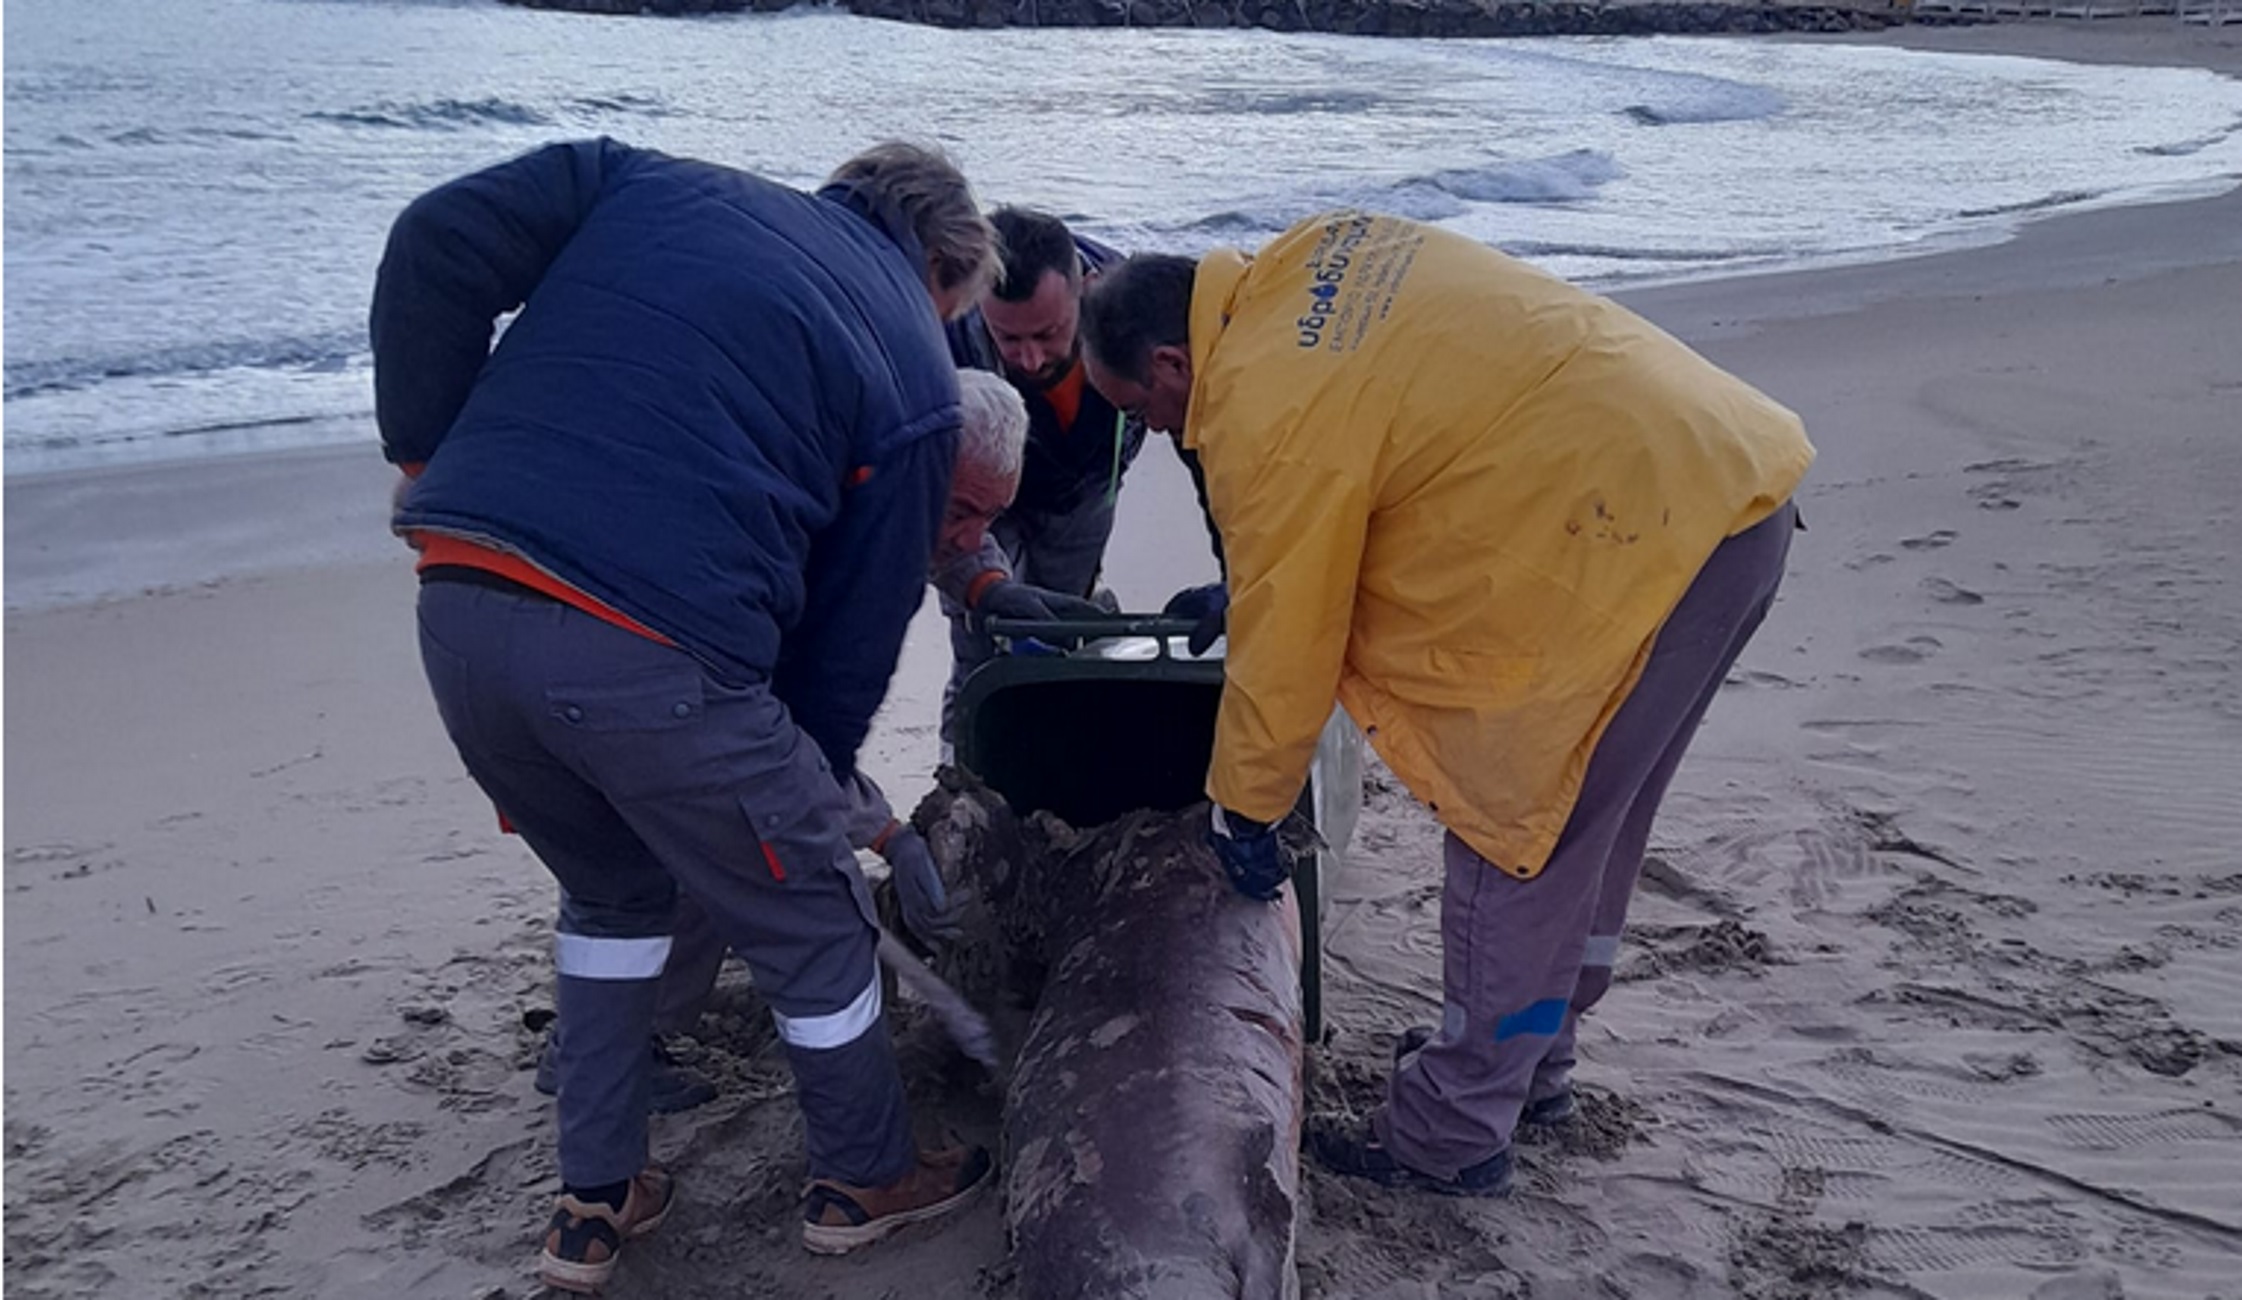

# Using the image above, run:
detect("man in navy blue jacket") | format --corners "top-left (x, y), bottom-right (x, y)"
top-left (373, 137), bottom-right (1000, 1290)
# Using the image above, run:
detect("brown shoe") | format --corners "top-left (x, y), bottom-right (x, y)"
top-left (800, 1144), bottom-right (993, 1255)
top-left (537, 1166), bottom-right (676, 1294)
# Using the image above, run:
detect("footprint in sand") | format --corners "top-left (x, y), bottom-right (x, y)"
top-left (1922, 577), bottom-right (1985, 606)
top-left (1900, 529), bottom-right (1958, 551)
top-left (1959, 1050), bottom-right (2041, 1082)
top-left (2042, 1108), bottom-right (2241, 1152)
top-left (1859, 636), bottom-right (1944, 664)
top-left (1723, 669), bottom-right (1802, 690)
top-left (8, 842), bottom-right (97, 865)
top-left (7, 842), bottom-right (125, 882)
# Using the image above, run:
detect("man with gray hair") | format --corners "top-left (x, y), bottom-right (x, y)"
top-left (373, 138), bottom-right (1001, 1289)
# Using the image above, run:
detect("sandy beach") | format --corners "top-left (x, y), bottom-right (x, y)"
top-left (7, 20), bottom-right (2242, 1298)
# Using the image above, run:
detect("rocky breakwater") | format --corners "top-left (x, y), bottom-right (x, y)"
top-left (500, 0), bottom-right (1901, 36)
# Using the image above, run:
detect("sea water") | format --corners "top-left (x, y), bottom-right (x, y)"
top-left (6, 0), bottom-right (2240, 475)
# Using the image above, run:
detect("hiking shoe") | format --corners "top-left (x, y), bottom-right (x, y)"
top-left (1521, 1090), bottom-right (1578, 1126)
top-left (537, 1166), bottom-right (676, 1294)
top-left (533, 1037), bottom-right (719, 1115)
top-left (645, 1039), bottom-right (720, 1113)
top-left (1307, 1119), bottom-right (1513, 1197)
top-left (1391, 1025), bottom-right (1575, 1127)
top-left (800, 1144), bottom-right (994, 1255)
top-left (1390, 1023), bottom-right (1434, 1067)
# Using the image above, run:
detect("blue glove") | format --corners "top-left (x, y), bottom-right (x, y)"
top-left (884, 825), bottom-right (966, 948)
top-left (1163, 583), bottom-right (1229, 656)
top-left (1208, 804), bottom-right (1287, 901)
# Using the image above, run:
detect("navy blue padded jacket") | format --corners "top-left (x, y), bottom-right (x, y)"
top-left (373, 139), bottom-right (958, 779)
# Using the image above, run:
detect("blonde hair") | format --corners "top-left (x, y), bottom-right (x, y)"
top-left (827, 142), bottom-right (1000, 312)
top-left (956, 369), bottom-right (1027, 481)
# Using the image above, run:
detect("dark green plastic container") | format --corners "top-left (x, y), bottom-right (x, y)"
top-left (953, 616), bottom-right (1361, 1039)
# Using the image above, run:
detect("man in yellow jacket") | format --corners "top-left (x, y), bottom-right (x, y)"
top-left (1080, 211), bottom-right (1812, 1196)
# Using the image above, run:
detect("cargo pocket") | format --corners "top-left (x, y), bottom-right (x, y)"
top-left (736, 792), bottom-right (805, 885)
top-left (735, 747), bottom-right (879, 931)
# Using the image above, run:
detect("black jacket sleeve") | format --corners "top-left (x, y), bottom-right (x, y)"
top-left (773, 423), bottom-right (959, 781)
top-left (1176, 441), bottom-right (1227, 575)
top-left (368, 139), bottom-right (621, 466)
top-left (944, 313), bottom-right (998, 373)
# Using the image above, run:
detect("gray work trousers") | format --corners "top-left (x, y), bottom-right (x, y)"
top-left (1376, 502), bottom-right (1796, 1180)
top-left (939, 496), bottom-right (1118, 749)
top-left (416, 580), bottom-right (913, 1189)
top-left (647, 766), bottom-right (898, 1035)
top-left (653, 893), bottom-right (731, 1037)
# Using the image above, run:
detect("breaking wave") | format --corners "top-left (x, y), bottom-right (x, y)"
top-left (1500, 239), bottom-right (1793, 265)
top-left (1618, 81), bottom-right (1786, 126)
top-left (564, 92), bottom-right (678, 119)
top-left (1150, 149), bottom-right (1624, 243)
top-left (2135, 116), bottom-right (2242, 157)
top-left (1185, 87), bottom-right (1397, 116)
top-left (308, 96), bottom-right (553, 131)
top-left (1412, 149), bottom-right (1624, 203)
top-left (6, 333), bottom-right (367, 402)
top-left (1957, 189), bottom-right (2106, 219)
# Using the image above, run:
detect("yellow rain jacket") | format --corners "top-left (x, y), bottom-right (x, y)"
top-left (1188, 213), bottom-right (1813, 878)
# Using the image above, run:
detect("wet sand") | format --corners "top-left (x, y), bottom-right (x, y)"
top-left (7, 22), bottom-right (2241, 1297)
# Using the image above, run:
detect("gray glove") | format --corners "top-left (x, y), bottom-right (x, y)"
top-left (885, 825), bottom-right (965, 948)
top-left (975, 580), bottom-right (1109, 622)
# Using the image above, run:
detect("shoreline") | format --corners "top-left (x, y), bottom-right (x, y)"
top-left (502, 0), bottom-right (1905, 36)
top-left (11, 173), bottom-right (2238, 616)
top-left (1784, 12), bottom-right (2242, 69)
top-left (8, 19), bottom-right (2242, 1299)
top-left (498, 0), bottom-right (2242, 58)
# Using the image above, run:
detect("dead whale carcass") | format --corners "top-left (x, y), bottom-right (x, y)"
top-left (917, 776), bottom-right (1307, 1300)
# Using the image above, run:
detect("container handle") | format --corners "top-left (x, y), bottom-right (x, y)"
top-left (978, 614), bottom-right (1203, 659)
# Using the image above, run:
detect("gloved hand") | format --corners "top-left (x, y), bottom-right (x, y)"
top-left (884, 825), bottom-right (966, 948)
top-left (1163, 583), bottom-right (1229, 656)
top-left (1208, 804), bottom-right (1288, 901)
top-left (975, 579), bottom-right (1111, 623)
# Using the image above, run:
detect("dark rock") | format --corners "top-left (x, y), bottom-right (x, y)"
top-left (501, 0), bottom-right (1909, 38)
